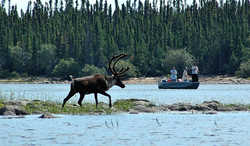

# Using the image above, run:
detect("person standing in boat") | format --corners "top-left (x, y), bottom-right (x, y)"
top-left (170, 66), bottom-right (177, 82)
top-left (182, 67), bottom-right (188, 82)
top-left (191, 65), bottom-right (199, 82)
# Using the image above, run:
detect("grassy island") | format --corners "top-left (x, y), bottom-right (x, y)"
top-left (0, 98), bottom-right (250, 116)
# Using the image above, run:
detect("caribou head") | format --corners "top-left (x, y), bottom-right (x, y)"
top-left (107, 53), bottom-right (129, 88)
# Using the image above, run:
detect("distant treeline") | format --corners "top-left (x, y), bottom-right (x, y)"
top-left (0, 0), bottom-right (249, 78)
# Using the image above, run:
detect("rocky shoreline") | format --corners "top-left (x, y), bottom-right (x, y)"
top-left (0, 99), bottom-right (249, 118)
top-left (0, 75), bottom-right (249, 84)
top-left (124, 75), bottom-right (250, 84)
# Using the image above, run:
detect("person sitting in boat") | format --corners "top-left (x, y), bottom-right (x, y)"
top-left (170, 66), bottom-right (177, 82)
top-left (191, 65), bottom-right (199, 82)
top-left (182, 67), bottom-right (188, 82)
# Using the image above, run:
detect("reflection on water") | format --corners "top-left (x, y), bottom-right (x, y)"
top-left (0, 112), bottom-right (250, 146)
top-left (0, 83), bottom-right (250, 104)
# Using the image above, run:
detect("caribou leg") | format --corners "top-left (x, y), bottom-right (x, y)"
top-left (78, 92), bottom-right (86, 106)
top-left (98, 91), bottom-right (112, 108)
top-left (62, 89), bottom-right (77, 108)
top-left (94, 93), bottom-right (99, 108)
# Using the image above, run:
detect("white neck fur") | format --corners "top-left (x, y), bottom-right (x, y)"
top-left (106, 77), bottom-right (116, 89)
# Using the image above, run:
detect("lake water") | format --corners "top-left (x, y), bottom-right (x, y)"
top-left (0, 83), bottom-right (249, 105)
top-left (1, 112), bottom-right (250, 146)
top-left (0, 83), bottom-right (250, 146)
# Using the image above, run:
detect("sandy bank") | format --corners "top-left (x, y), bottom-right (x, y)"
top-left (124, 75), bottom-right (250, 84)
top-left (0, 75), bottom-right (249, 84)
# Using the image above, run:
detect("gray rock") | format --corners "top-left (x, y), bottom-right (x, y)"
top-left (2, 116), bottom-right (25, 119)
top-left (134, 100), bottom-right (151, 106)
top-left (43, 81), bottom-right (50, 84)
top-left (129, 99), bottom-right (150, 102)
top-left (159, 105), bottom-right (170, 111)
top-left (203, 111), bottom-right (217, 114)
top-left (32, 111), bottom-right (43, 114)
top-left (4, 99), bottom-right (30, 106)
top-left (39, 113), bottom-right (57, 118)
top-left (0, 105), bottom-right (28, 116)
top-left (217, 107), bottom-right (233, 111)
top-left (201, 100), bottom-right (220, 110)
top-left (128, 109), bottom-right (139, 114)
top-left (192, 104), bottom-right (212, 111)
top-left (168, 103), bottom-right (192, 111)
top-left (132, 105), bottom-right (156, 113)
top-left (1, 110), bottom-right (16, 116)
top-left (233, 106), bottom-right (248, 111)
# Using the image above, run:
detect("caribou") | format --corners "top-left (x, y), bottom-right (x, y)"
top-left (62, 54), bottom-right (129, 108)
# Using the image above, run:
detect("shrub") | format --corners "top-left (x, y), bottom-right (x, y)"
top-left (0, 70), bottom-right (9, 78)
top-left (37, 44), bottom-right (57, 75)
top-left (236, 60), bottom-right (250, 78)
top-left (52, 58), bottom-right (80, 78)
top-left (9, 71), bottom-right (20, 78)
top-left (81, 64), bottom-right (107, 76)
top-left (0, 70), bottom-right (20, 79)
top-left (9, 45), bottom-right (32, 73)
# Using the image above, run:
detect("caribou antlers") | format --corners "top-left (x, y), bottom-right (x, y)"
top-left (109, 54), bottom-right (130, 77)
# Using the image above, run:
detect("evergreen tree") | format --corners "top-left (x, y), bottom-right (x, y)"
top-left (0, 0), bottom-right (249, 77)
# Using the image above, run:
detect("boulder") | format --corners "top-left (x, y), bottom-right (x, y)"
top-left (132, 105), bottom-right (156, 113)
top-left (192, 104), bottom-right (212, 111)
top-left (201, 100), bottom-right (221, 110)
top-left (39, 113), bottom-right (57, 118)
top-left (0, 105), bottom-right (28, 116)
top-left (159, 105), bottom-right (170, 111)
top-left (128, 109), bottom-right (139, 114)
top-left (232, 106), bottom-right (249, 111)
top-left (217, 107), bottom-right (233, 111)
top-left (167, 103), bottom-right (192, 111)
top-left (4, 99), bottom-right (30, 107)
top-left (203, 111), bottom-right (217, 114)
top-left (134, 100), bottom-right (151, 106)
top-left (128, 98), bottom-right (150, 102)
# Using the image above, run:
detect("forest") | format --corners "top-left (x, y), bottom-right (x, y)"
top-left (0, 0), bottom-right (249, 79)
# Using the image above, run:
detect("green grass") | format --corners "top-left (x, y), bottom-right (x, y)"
top-left (1, 98), bottom-right (250, 114)
top-left (0, 97), bottom-right (137, 114)
top-left (224, 104), bottom-right (238, 108)
top-left (24, 99), bottom-right (137, 114)
top-left (223, 103), bottom-right (250, 110)
top-left (113, 99), bottom-right (136, 111)
top-left (23, 100), bottom-right (115, 115)
top-left (0, 99), bottom-right (4, 109)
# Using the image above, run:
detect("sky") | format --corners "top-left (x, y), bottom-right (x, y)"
top-left (4, 0), bottom-right (194, 13)
top-left (5, 0), bottom-right (132, 12)
top-left (2, 0), bottom-right (197, 15)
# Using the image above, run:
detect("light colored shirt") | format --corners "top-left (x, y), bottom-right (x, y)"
top-left (192, 66), bottom-right (199, 74)
top-left (170, 69), bottom-right (177, 80)
top-left (182, 69), bottom-right (188, 81)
